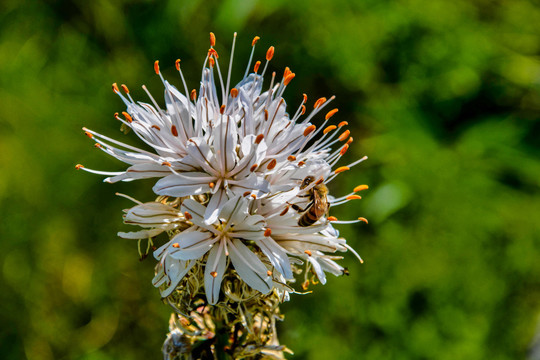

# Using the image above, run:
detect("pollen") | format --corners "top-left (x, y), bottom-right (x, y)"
top-left (325, 108), bottom-right (339, 120)
top-left (267, 270), bottom-right (273, 276)
top-left (264, 228), bottom-right (272, 237)
top-left (327, 216), bottom-right (338, 221)
top-left (254, 61), bottom-right (261, 73)
top-left (121, 84), bottom-right (129, 94)
top-left (267, 159), bottom-right (277, 170)
top-left (338, 130), bottom-right (350, 142)
top-left (210, 271), bottom-right (218, 278)
top-left (209, 182), bottom-right (215, 188)
top-left (112, 83), bottom-right (119, 93)
top-left (122, 111), bottom-right (133, 123)
top-left (210, 32), bottom-right (216, 47)
top-left (358, 217), bottom-right (369, 224)
top-left (172, 243), bottom-right (180, 248)
top-left (314, 97), bottom-right (327, 109)
top-left (255, 134), bottom-right (264, 144)
top-left (252, 36), bottom-right (260, 46)
top-left (154, 60), bottom-right (160, 75)
top-left (161, 161), bottom-right (172, 167)
top-left (334, 166), bottom-right (350, 174)
top-left (354, 185), bottom-right (369, 192)
top-left (75, 164), bottom-right (84, 170)
top-left (266, 46), bottom-right (275, 61)
top-left (340, 144), bottom-right (349, 156)
top-left (323, 125), bottom-right (337, 134)
top-left (184, 212), bottom-right (193, 220)
top-left (303, 125), bottom-right (316, 136)
top-left (190, 89), bottom-right (197, 101)
top-left (287, 155), bottom-right (296, 161)
top-left (230, 88), bottom-right (238, 98)
top-left (175, 59), bottom-right (181, 71)
top-left (338, 121), bottom-right (348, 127)
top-left (346, 195), bottom-right (362, 200)
top-left (171, 125), bottom-right (179, 137)
top-left (304, 250), bottom-right (312, 256)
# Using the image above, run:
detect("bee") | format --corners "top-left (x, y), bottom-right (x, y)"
top-left (291, 176), bottom-right (330, 226)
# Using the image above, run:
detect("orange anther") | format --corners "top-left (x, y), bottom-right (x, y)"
top-left (340, 144), bottom-right (349, 156)
top-left (75, 164), bottom-right (84, 170)
top-left (243, 191), bottom-right (251, 197)
top-left (264, 228), bottom-right (272, 237)
top-left (151, 125), bottom-right (161, 131)
top-left (114, 112), bottom-right (119, 119)
top-left (184, 211), bottom-right (192, 220)
top-left (122, 111), bottom-right (133, 123)
top-left (304, 250), bottom-right (312, 256)
top-left (300, 105), bottom-right (306, 115)
top-left (325, 108), bottom-right (339, 120)
top-left (252, 36), bottom-right (260, 46)
top-left (255, 134), bottom-right (264, 144)
top-left (94, 143), bottom-right (102, 148)
top-left (208, 48), bottom-right (219, 59)
top-left (354, 185), bottom-right (369, 192)
top-left (171, 125), bottom-right (178, 137)
top-left (84, 131), bottom-right (93, 138)
top-left (338, 130), bottom-right (350, 142)
top-left (358, 217), bottom-right (369, 224)
top-left (287, 155), bottom-right (296, 161)
top-left (314, 97), bottom-right (327, 109)
top-left (338, 121), bottom-right (348, 127)
top-left (121, 84), bottom-right (129, 94)
top-left (327, 216), bottom-right (338, 221)
top-left (302, 280), bottom-right (310, 290)
top-left (302, 94), bottom-right (308, 103)
top-left (251, 194), bottom-right (257, 199)
top-left (284, 73), bottom-right (295, 85)
top-left (267, 159), bottom-right (277, 170)
top-left (254, 61), bottom-right (261, 73)
top-left (230, 88), bottom-right (238, 98)
top-left (250, 164), bottom-right (258, 172)
top-left (175, 59), bottom-right (181, 71)
top-left (303, 125), bottom-right (316, 136)
top-left (298, 161), bottom-right (306, 167)
top-left (280, 207), bottom-right (289, 216)
top-left (334, 166), bottom-right (350, 174)
top-left (162, 161), bottom-right (172, 167)
top-left (266, 46), bottom-right (275, 61)
top-left (346, 195), bottom-right (362, 200)
top-left (112, 83), bottom-right (119, 93)
top-left (154, 60), bottom-right (160, 75)
top-left (323, 125), bottom-right (336, 134)
top-left (346, 137), bottom-right (353, 145)
top-left (315, 177), bottom-right (324, 185)
top-left (220, 105), bottom-right (226, 114)
top-left (209, 32), bottom-right (216, 47)
top-left (264, 109), bottom-right (269, 120)
top-left (190, 89), bottom-right (197, 101)
top-left (210, 271), bottom-right (218, 278)
top-left (209, 182), bottom-right (215, 188)
top-left (208, 57), bottom-right (215, 68)
top-left (172, 243), bottom-right (180, 248)
top-left (283, 67), bottom-right (291, 78)
top-left (267, 270), bottom-right (273, 276)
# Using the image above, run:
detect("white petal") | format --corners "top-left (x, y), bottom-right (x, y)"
top-left (307, 256), bottom-right (327, 285)
top-left (204, 240), bottom-right (227, 305)
top-left (153, 173), bottom-right (213, 197)
top-left (204, 188), bottom-right (229, 225)
top-left (257, 238), bottom-right (293, 279)
top-left (228, 239), bottom-right (272, 294)
top-left (106, 163), bottom-right (172, 183)
top-left (168, 231), bottom-right (217, 261)
top-left (118, 228), bottom-right (166, 239)
top-left (214, 115), bottom-right (238, 173)
top-left (160, 259), bottom-right (197, 298)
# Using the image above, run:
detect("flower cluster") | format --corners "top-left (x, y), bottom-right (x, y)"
top-left (78, 32), bottom-right (368, 358)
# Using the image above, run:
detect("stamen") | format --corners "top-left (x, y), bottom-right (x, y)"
top-left (340, 144), bottom-right (349, 156)
top-left (254, 61), bottom-right (261, 73)
top-left (327, 216), bottom-right (337, 221)
top-left (210, 271), bottom-right (218, 278)
top-left (112, 83), bottom-right (119, 93)
top-left (339, 130), bottom-right (350, 141)
top-left (243, 191), bottom-right (251, 197)
top-left (220, 105), bottom-right (226, 114)
top-left (346, 195), bottom-right (362, 200)
top-left (209, 182), bottom-right (215, 188)
top-left (255, 134), bottom-right (264, 144)
top-left (84, 131), bottom-right (93, 138)
top-left (354, 185), bottom-right (369, 192)
top-left (94, 143), bottom-right (102, 148)
top-left (280, 207), bottom-right (289, 216)
top-left (230, 88), bottom-right (238, 98)
top-left (298, 161), bottom-right (306, 166)
top-left (325, 108), bottom-right (339, 120)
top-left (210, 32), bottom-right (216, 47)
top-left (190, 89), bottom-right (197, 101)
top-left (75, 164), bottom-right (84, 170)
top-left (284, 73), bottom-right (296, 85)
top-left (162, 161), bottom-right (172, 166)
top-left (267, 159), bottom-right (277, 170)
top-left (121, 84), bottom-right (129, 94)
top-left (346, 137), bottom-right (353, 145)
top-left (287, 155), bottom-right (296, 161)
top-left (171, 125), bottom-right (179, 137)
top-left (314, 97), bottom-right (326, 109)
top-left (251, 194), bottom-right (257, 199)
top-left (266, 46), bottom-right (275, 61)
top-left (151, 125), bottom-right (161, 131)
top-left (208, 57), bottom-right (215, 68)
top-left (264, 228), bottom-right (272, 237)
top-left (184, 211), bottom-right (192, 220)
top-left (338, 121), bottom-right (348, 127)
top-left (303, 125), bottom-right (316, 136)
top-left (315, 177), bottom-right (324, 185)
top-left (264, 109), bottom-right (269, 120)
top-left (335, 166), bottom-right (350, 174)
top-left (175, 59), bottom-right (181, 71)
top-left (122, 111), bottom-right (133, 123)
top-left (358, 217), bottom-right (368, 224)
top-left (304, 250), bottom-right (312, 256)
top-left (323, 125), bottom-right (336, 134)
top-left (267, 270), bottom-right (273, 276)
top-left (303, 93), bottom-right (308, 103)
top-left (301, 105), bottom-right (306, 115)
top-left (154, 60), bottom-right (160, 75)
top-left (252, 36), bottom-right (260, 46)
top-left (172, 243), bottom-right (180, 248)
top-left (250, 164), bottom-right (258, 172)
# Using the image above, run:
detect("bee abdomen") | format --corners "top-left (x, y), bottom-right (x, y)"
top-left (298, 210), bottom-right (319, 227)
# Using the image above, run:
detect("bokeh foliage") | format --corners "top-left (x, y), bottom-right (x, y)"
top-left (1, 0), bottom-right (539, 359)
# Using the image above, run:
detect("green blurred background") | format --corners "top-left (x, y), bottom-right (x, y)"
top-left (1, 0), bottom-right (540, 359)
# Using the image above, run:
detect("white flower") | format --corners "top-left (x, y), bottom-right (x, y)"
top-left (81, 32), bottom-right (369, 302)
